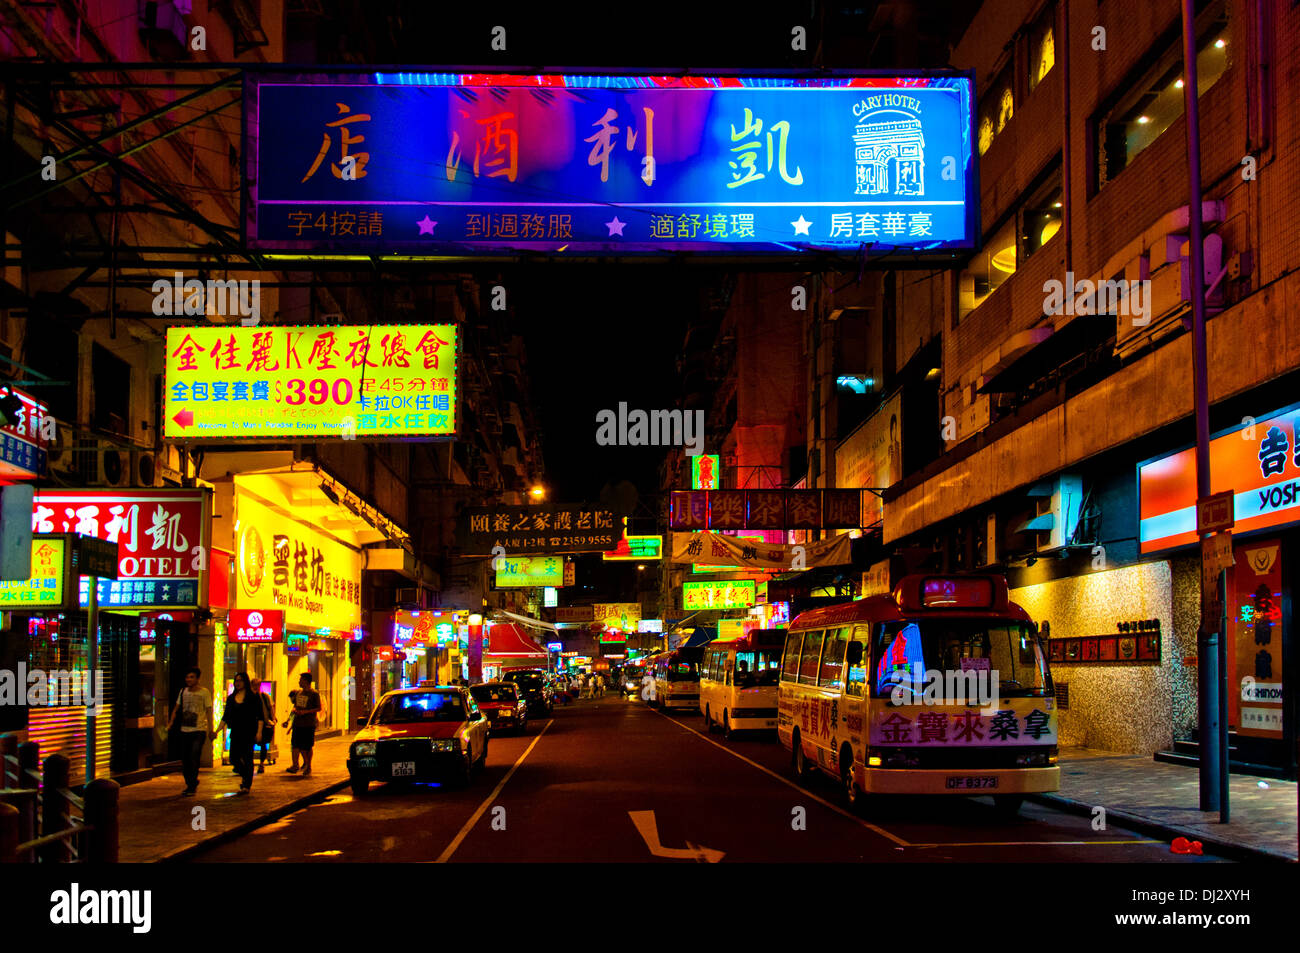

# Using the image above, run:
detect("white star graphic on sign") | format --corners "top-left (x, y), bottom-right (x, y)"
top-left (605, 216), bottom-right (627, 237)
top-left (791, 215), bottom-right (813, 236)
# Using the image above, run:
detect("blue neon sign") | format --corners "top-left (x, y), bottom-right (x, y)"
top-left (246, 73), bottom-right (976, 254)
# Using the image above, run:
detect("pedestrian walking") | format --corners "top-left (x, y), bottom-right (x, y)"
top-left (597, 674), bottom-right (606, 698)
top-left (213, 672), bottom-right (265, 794)
top-left (255, 682), bottom-right (275, 772)
top-left (167, 667), bottom-right (211, 796)
top-left (283, 673), bottom-right (322, 776)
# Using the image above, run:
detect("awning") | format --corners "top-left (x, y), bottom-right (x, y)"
top-left (485, 622), bottom-right (548, 658)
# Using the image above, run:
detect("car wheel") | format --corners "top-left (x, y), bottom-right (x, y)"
top-left (723, 712), bottom-right (734, 741)
top-left (350, 776), bottom-right (368, 797)
top-left (478, 738), bottom-right (489, 774)
top-left (704, 705), bottom-right (714, 732)
top-left (840, 747), bottom-right (863, 813)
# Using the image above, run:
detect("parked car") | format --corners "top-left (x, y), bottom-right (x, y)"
top-left (347, 685), bottom-right (489, 795)
top-left (470, 682), bottom-right (528, 735)
top-left (502, 669), bottom-right (553, 715)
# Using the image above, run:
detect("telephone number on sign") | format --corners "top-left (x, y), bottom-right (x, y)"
top-left (945, 776), bottom-right (998, 789)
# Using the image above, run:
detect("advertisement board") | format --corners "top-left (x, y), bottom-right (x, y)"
top-left (835, 390), bottom-right (902, 527)
top-left (1139, 403), bottom-right (1300, 553)
top-left (460, 503), bottom-right (621, 555)
top-left (683, 580), bottom-right (757, 610)
top-left (495, 555), bottom-right (564, 587)
top-left (234, 486), bottom-right (363, 632)
top-left (33, 489), bottom-right (208, 609)
top-left (246, 72), bottom-right (977, 254)
top-left (164, 324), bottom-right (457, 441)
top-left (0, 537), bottom-right (69, 609)
top-left (0, 386), bottom-right (48, 481)
top-left (228, 608), bottom-right (286, 643)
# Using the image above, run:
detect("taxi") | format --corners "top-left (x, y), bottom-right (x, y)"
top-left (347, 683), bottom-right (489, 796)
top-left (470, 681), bottom-right (529, 735)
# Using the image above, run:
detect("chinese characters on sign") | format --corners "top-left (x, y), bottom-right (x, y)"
top-left (235, 488), bottom-right (363, 632)
top-left (32, 490), bottom-right (207, 608)
top-left (164, 324), bottom-right (458, 440)
top-left (228, 609), bottom-right (286, 643)
top-left (682, 580), bottom-right (757, 610)
top-left (0, 386), bottom-right (48, 480)
top-left (248, 75), bottom-right (975, 253)
top-left (460, 504), bottom-right (622, 555)
top-left (0, 537), bottom-right (68, 609)
top-left (669, 489), bottom-right (867, 530)
top-left (495, 556), bottom-right (564, 588)
top-left (867, 707), bottom-right (1056, 746)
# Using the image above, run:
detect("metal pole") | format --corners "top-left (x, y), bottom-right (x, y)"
top-left (1182, 0), bottom-right (1222, 814)
top-left (85, 575), bottom-right (99, 782)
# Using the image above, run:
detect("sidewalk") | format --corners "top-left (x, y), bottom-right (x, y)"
top-left (1031, 746), bottom-right (1297, 862)
top-left (118, 734), bottom-right (354, 862)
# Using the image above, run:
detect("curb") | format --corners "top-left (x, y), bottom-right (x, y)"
top-left (154, 778), bottom-right (351, 863)
top-left (1027, 792), bottom-right (1296, 863)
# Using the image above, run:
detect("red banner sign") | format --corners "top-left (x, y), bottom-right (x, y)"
top-left (228, 609), bottom-right (285, 643)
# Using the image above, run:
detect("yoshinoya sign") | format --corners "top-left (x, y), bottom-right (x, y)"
top-left (32, 489), bottom-right (208, 608)
top-left (228, 608), bottom-right (286, 643)
top-left (164, 324), bottom-right (456, 441)
top-left (1139, 403), bottom-right (1300, 553)
top-left (246, 72), bottom-right (976, 254)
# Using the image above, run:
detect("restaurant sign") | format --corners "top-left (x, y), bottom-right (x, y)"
top-left (164, 324), bottom-right (457, 441)
top-left (0, 386), bottom-right (49, 481)
top-left (683, 580), bottom-right (757, 610)
top-left (1139, 403), bottom-right (1300, 553)
top-left (495, 555), bottom-right (564, 587)
top-left (0, 537), bottom-right (70, 609)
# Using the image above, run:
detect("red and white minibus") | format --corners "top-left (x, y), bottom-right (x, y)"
top-left (778, 574), bottom-right (1059, 815)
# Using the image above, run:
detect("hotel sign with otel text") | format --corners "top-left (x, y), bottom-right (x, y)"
top-left (163, 324), bottom-right (457, 441)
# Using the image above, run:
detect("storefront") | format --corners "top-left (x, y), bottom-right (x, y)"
top-left (1, 488), bottom-right (211, 781)
top-left (229, 474), bottom-right (365, 745)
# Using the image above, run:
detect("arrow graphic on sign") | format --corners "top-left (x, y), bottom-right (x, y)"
top-left (628, 810), bottom-right (724, 863)
top-left (172, 409), bottom-right (194, 429)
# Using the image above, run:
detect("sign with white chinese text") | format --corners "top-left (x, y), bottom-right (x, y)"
top-left (460, 504), bottom-right (621, 555)
top-left (0, 387), bottom-right (48, 480)
top-left (228, 609), bottom-right (286, 643)
top-left (32, 489), bottom-right (207, 608)
top-left (246, 73), bottom-right (977, 254)
top-left (0, 537), bottom-right (69, 609)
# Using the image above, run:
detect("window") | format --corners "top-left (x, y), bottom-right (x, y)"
top-left (845, 626), bottom-right (871, 698)
top-left (798, 630), bottom-right (825, 685)
top-left (1028, 4), bottom-right (1056, 94)
top-left (1095, 7), bottom-right (1229, 190)
top-left (818, 628), bottom-right (848, 689)
top-left (91, 343), bottom-right (131, 436)
top-left (959, 215), bottom-right (1018, 318)
top-left (978, 61), bottom-right (1015, 156)
top-left (781, 632), bottom-right (803, 681)
top-left (871, 619), bottom-right (1049, 698)
top-left (1020, 166), bottom-right (1063, 261)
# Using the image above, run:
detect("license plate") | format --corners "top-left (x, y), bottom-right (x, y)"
top-left (946, 775), bottom-right (998, 789)
top-left (392, 761), bottom-right (416, 777)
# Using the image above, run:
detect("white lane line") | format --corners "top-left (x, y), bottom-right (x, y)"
top-left (432, 719), bottom-right (554, 863)
top-left (649, 707), bottom-right (911, 848)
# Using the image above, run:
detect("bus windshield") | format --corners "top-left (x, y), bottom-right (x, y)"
top-left (872, 619), bottom-right (1049, 699)
top-left (734, 649), bottom-right (781, 687)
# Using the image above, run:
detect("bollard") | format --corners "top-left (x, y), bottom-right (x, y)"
top-left (0, 802), bottom-right (18, 863)
top-left (0, 733), bottom-right (15, 788)
top-left (40, 753), bottom-right (70, 864)
top-left (17, 741), bottom-right (38, 788)
top-left (82, 778), bottom-right (119, 863)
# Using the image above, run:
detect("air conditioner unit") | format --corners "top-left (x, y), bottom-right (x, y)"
top-left (1022, 475), bottom-right (1084, 553)
top-left (75, 439), bottom-right (130, 487)
top-left (134, 451), bottom-right (160, 487)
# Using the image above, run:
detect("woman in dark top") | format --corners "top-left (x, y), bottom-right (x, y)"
top-left (214, 671), bottom-right (265, 793)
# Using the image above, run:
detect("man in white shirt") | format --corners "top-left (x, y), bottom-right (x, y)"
top-left (167, 667), bottom-right (212, 796)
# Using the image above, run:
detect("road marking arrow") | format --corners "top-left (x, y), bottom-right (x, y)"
top-left (628, 810), bottom-right (724, 863)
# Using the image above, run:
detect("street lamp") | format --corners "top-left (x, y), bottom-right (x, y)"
top-left (529, 484), bottom-right (546, 501)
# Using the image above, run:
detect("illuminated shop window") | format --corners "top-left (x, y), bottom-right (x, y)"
top-left (1029, 4), bottom-right (1056, 94)
top-left (1095, 9), bottom-right (1229, 190)
top-left (978, 62), bottom-right (1015, 156)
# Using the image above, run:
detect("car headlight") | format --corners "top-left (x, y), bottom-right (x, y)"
top-left (353, 742), bottom-right (376, 757)
top-left (430, 738), bottom-right (459, 752)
